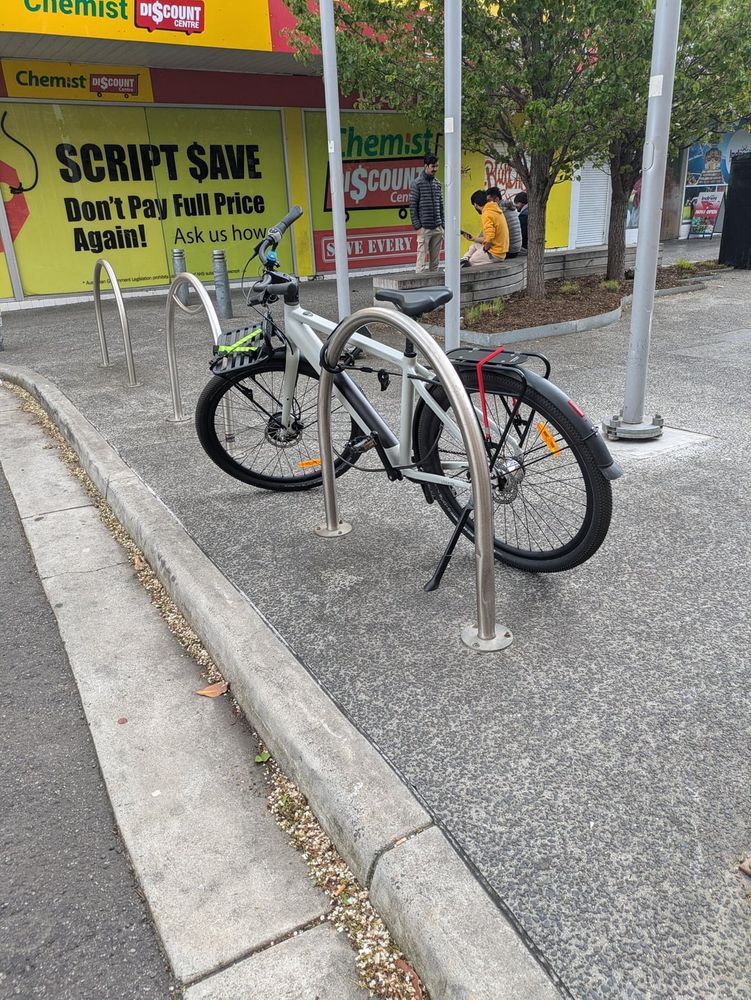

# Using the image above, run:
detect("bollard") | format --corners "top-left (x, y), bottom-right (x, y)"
top-left (172, 248), bottom-right (190, 306)
top-left (212, 249), bottom-right (234, 319)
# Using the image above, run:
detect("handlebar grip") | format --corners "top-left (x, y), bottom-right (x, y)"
top-left (267, 205), bottom-right (303, 244)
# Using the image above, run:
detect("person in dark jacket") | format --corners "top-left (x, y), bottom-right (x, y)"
top-left (409, 153), bottom-right (444, 271)
top-left (513, 192), bottom-right (528, 250)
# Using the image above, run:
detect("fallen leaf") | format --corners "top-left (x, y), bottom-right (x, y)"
top-left (133, 555), bottom-right (147, 571)
top-left (740, 855), bottom-right (751, 878)
top-left (255, 751), bottom-right (271, 764)
top-left (333, 883), bottom-right (348, 897)
top-left (395, 958), bottom-right (423, 999)
top-left (195, 681), bottom-right (228, 698)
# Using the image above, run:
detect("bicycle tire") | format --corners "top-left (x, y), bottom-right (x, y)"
top-left (195, 356), bottom-right (359, 491)
top-left (414, 366), bottom-right (612, 572)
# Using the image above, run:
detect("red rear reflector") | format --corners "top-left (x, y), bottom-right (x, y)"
top-left (568, 400), bottom-right (585, 417)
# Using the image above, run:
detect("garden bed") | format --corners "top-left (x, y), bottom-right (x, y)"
top-left (423, 259), bottom-right (728, 334)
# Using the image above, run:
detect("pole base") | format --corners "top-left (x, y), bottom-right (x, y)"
top-left (314, 521), bottom-right (353, 538)
top-left (166, 415), bottom-right (192, 424)
top-left (602, 411), bottom-right (664, 441)
top-left (461, 625), bottom-right (513, 652)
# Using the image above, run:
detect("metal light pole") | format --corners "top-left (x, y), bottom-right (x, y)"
top-left (603, 0), bottom-right (682, 441)
top-left (443, 0), bottom-right (462, 352)
top-left (320, 0), bottom-right (351, 320)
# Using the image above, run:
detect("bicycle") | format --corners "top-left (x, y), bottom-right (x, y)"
top-left (195, 206), bottom-right (622, 574)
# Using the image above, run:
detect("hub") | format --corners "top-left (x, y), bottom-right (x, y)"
top-left (265, 412), bottom-right (303, 446)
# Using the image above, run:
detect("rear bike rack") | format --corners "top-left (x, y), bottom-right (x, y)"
top-left (93, 259), bottom-right (140, 388)
top-left (315, 306), bottom-right (513, 653)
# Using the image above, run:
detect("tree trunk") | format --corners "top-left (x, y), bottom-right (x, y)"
top-left (606, 182), bottom-right (629, 280)
top-left (526, 155), bottom-right (553, 299)
top-left (607, 141), bottom-right (640, 281)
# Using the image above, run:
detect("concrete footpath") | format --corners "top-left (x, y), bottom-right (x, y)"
top-left (0, 392), bottom-right (368, 999)
top-left (1, 248), bottom-right (749, 998)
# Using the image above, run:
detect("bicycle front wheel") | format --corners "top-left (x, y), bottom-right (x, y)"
top-left (414, 367), bottom-right (612, 572)
top-left (195, 356), bottom-right (359, 491)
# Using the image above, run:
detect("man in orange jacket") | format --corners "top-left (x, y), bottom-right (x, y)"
top-left (460, 189), bottom-right (509, 266)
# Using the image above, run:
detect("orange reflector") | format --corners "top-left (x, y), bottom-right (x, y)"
top-left (537, 422), bottom-right (561, 455)
top-left (298, 458), bottom-right (322, 468)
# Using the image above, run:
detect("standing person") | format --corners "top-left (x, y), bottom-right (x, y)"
top-left (487, 186), bottom-right (521, 258)
top-left (410, 153), bottom-right (444, 272)
top-left (460, 190), bottom-right (509, 266)
top-left (513, 192), bottom-right (528, 250)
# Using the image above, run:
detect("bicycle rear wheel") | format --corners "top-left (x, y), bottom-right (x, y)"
top-left (195, 356), bottom-right (359, 491)
top-left (414, 367), bottom-right (612, 572)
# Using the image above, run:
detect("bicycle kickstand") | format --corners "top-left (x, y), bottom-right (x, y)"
top-left (424, 499), bottom-right (474, 593)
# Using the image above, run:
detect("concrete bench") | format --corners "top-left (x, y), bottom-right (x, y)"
top-left (374, 258), bottom-right (526, 308)
top-left (373, 244), bottom-right (659, 308)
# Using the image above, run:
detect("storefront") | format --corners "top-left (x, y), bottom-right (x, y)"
top-left (0, 2), bottom-right (572, 300)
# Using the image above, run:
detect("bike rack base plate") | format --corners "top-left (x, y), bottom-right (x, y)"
top-left (314, 521), bottom-right (353, 538)
top-left (461, 625), bottom-right (514, 652)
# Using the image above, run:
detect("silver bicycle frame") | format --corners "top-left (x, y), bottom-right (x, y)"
top-left (277, 299), bottom-right (512, 652)
top-left (281, 300), bottom-right (471, 494)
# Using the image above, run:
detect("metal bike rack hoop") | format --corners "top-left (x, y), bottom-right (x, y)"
top-left (315, 306), bottom-right (513, 652)
top-left (93, 259), bottom-right (140, 387)
top-left (165, 272), bottom-right (224, 424)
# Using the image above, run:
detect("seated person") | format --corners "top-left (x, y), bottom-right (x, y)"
top-left (487, 186), bottom-right (521, 258)
top-left (513, 192), bottom-right (528, 249)
top-left (460, 190), bottom-right (509, 267)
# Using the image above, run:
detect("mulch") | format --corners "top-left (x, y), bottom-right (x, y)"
top-left (423, 260), bottom-right (728, 334)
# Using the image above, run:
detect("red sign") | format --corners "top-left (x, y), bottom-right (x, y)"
top-left (690, 191), bottom-right (723, 235)
top-left (313, 225), bottom-right (444, 272)
top-left (325, 158), bottom-right (424, 213)
top-left (89, 74), bottom-right (139, 96)
top-left (135, 2), bottom-right (205, 34)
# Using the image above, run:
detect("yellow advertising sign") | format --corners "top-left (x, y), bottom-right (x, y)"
top-left (3, 59), bottom-right (154, 102)
top-left (0, 0), bottom-right (273, 52)
top-left (0, 253), bottom-right (12, 298)
top-left (143, 106), bottom-right (291, 279)
top-left (0, 101), bottom-right (290, 294)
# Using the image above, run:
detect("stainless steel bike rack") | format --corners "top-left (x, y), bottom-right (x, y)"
top-left (165, 272), bottom-right (225, 425)
top-left (315, 306), bottom-right (513, 652)
top-left (93, 259), bottom-right (140, 387)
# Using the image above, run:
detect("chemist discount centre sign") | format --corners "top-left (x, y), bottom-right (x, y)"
top-left (0, 0), bottom-right (274, 52)
top-left (0, 101), bottom-right (289, 294)
top-left (305, 110), bottom-right (439, 272)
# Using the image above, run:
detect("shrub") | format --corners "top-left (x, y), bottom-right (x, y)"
top-left (674, 257), bottom-right (696, 272)
top-left (463, 298), bottom-right (505, 327)
top-left (559, 281), bottom-right (580, 294)
top-left (600, 279), bottom-right (621, 292)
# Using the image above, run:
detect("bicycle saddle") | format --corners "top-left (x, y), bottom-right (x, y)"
top-left (374, 285), bottom-right (453, 318)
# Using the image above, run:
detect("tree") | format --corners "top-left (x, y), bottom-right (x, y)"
top-left (286, 0), bottom-right (633, 298)
top-left (590, 0), bottom-right (751, 280)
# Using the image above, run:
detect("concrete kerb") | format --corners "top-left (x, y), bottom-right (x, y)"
top-left (0, 363), bottom-right (562, 1000)
top-left (425, 279), bottom-right (706, 348)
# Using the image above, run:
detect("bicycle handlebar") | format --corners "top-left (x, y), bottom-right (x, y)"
top-left (267, 205), bottom-right (303, 246)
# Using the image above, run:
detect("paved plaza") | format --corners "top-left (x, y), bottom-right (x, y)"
top-left (1, 249), bottom-right (749, 998)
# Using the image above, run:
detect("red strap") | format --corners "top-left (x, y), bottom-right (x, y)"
top-left (476, 348), bottom-right (505, 438)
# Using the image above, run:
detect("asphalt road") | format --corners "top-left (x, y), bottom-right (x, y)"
top-left (0, 465), bottom-right (174, 1000)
